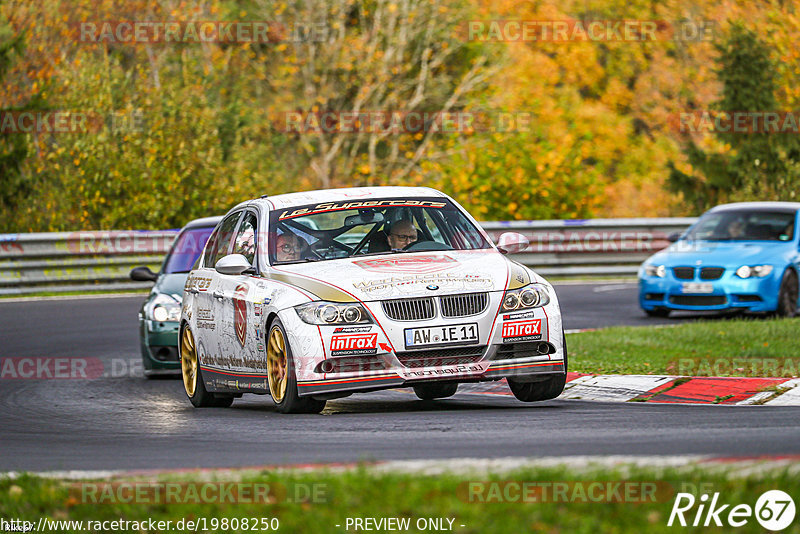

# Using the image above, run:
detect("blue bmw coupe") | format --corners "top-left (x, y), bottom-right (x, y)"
top-left (639, 202), bottom-right (800, 317)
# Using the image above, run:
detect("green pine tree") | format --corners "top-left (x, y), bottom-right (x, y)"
top-left (668, 22), bottom-right (800, 211)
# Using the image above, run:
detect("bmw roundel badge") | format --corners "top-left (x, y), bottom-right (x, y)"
top-left (426, 284), bottom-right (439, 291)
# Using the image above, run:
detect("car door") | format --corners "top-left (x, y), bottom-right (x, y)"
top-left (213, 210), bottom-right (264, 378)
top-left (192, 211), bottom-right (242, 375)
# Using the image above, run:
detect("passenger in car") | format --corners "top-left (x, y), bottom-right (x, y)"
top-left (276, 233), bottom-right (307, 262)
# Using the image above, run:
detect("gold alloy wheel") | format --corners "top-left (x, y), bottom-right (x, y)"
top-left (181, 327), bottom-right (198, 397)
top-left (267, 327), bottom-right (288, 403)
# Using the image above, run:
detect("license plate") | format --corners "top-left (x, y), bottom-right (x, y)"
top-left (404, 323), bottom-right (479, 348)
top-left (681, 282), bottom-right (713, 294)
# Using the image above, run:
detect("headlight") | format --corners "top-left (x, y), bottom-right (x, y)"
top-left (149, 293), bottom-right (182, 322)
top-left (644, 264), bottom-right (666, 278)
top-left (735, 265), bottom-right (773, 278)
top-left (295, 301), bottom-right (373, 325)
top-left (501, 284), bottom-right (550, 311)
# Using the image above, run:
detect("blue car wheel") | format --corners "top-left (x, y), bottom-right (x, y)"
top-left (777, 269), bottom-right (799, 317)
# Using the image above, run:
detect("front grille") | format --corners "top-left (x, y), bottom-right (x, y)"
top-left (700, 267), bottom-right (725, 280)
top-left (669, 295), bottom-right (727, 306)
top-left (493, 341), bottom-right (556, 360)
top-left (673, 267), bottom-right (695, 280)
top-left (381, 297), bottom-right (436, 321)
top-left (440, 293), bottom-right (489, 318)
top-left (395, 346), bottom-right (485, 368)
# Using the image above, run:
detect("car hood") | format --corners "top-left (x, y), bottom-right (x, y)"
top-left (152, 272), bottom-right (189, 299)
top-left (648, 240), bottom-right (788, 267)
top-left (270, 250), bottom-right (528, 302)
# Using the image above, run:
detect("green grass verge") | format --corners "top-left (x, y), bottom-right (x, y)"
top-left (2, 465), bottom-right (798, 533)
top-left (568, 317), bottom-right (800, 376)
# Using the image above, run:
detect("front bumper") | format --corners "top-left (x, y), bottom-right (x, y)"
top-left (639, 271), bottom-right (780, 313)
top-left (138, 319), bottom-right (181, 370)
top-left (295, 344), bottom-right (566, 397)
top-left (283, 291), bottom-right (565, 397)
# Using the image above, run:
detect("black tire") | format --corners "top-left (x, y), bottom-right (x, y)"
top-left (507, 332), bottom-right (568, 402)
top-left (645, 308), bottom-right (671, 318)
top-left (189, 364), bottom-right (234, 408)
top-left (181, 327), bottom-right (234, 408)
top-left (413, 382), bottom-right (458, 400)
top-left (776, 269), bottom-right (799, 318)
top-left (268, 318), bottom-right (327, 414)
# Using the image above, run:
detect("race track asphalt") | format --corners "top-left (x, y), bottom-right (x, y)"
top-left (1, 283), bottom-right (798, 471)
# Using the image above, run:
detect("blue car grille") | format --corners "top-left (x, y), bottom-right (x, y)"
top-left (673, 267), bottom-right (694, 279)
top-left (700, 267), bottom-right (725, 280)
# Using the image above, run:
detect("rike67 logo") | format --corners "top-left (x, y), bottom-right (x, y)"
top-left (502, 319), bottom-right (542, 342)
top-left (330, 333), bottom-right (378, 355)
top-left (668, 490), bottom-right (796, 530)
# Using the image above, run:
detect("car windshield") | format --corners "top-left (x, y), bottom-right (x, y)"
top-left (268, 197), bottom-right (491, 264)
top-left (163, 226), bottom-right (216, 273)
top-left (685, 210), bottom-right (796, 242)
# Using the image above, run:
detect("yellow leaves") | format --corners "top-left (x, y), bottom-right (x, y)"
top-left (359, 164), bottom-right (370, 174)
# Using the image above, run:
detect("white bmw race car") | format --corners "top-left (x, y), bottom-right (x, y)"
top-left (180, 187), bottom-right (567, 413)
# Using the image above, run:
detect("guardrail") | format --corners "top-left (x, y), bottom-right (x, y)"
top-left (0, 218), bottom-right (697, 295)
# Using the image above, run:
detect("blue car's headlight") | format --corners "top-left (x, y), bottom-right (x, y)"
top-left (644, 264), bottom-right (666, 278)
top-left (295, 301), bottom-right (373, 325)
top-left (735, 265), bottom-right (773, 278)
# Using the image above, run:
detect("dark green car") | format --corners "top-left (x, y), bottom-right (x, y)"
top-left (130, 216), bottom-right (221, 376)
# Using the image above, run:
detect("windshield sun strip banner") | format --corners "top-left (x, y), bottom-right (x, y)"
top-left (277, 199), bottom-right (448, 220)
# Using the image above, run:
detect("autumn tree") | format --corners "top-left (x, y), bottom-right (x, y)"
top-left (251, 0), bottom-right (495, 188)
top-left (0, 11), bottom-right (29, 214)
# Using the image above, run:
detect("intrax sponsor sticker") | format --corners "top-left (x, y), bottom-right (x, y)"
top-left (501, 319), bottom-right (542, 341)
top-left (330, 333), bottom-right (378, 355)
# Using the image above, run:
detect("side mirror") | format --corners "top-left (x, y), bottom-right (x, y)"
top-left (215, 254), bottom-right (255, 276)
top-left (496, 232), bottom-right (530, 254)
top-left (130, 266), bottom-right (158, 282)
top-left (666, 232), bottom-right (682, 243)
